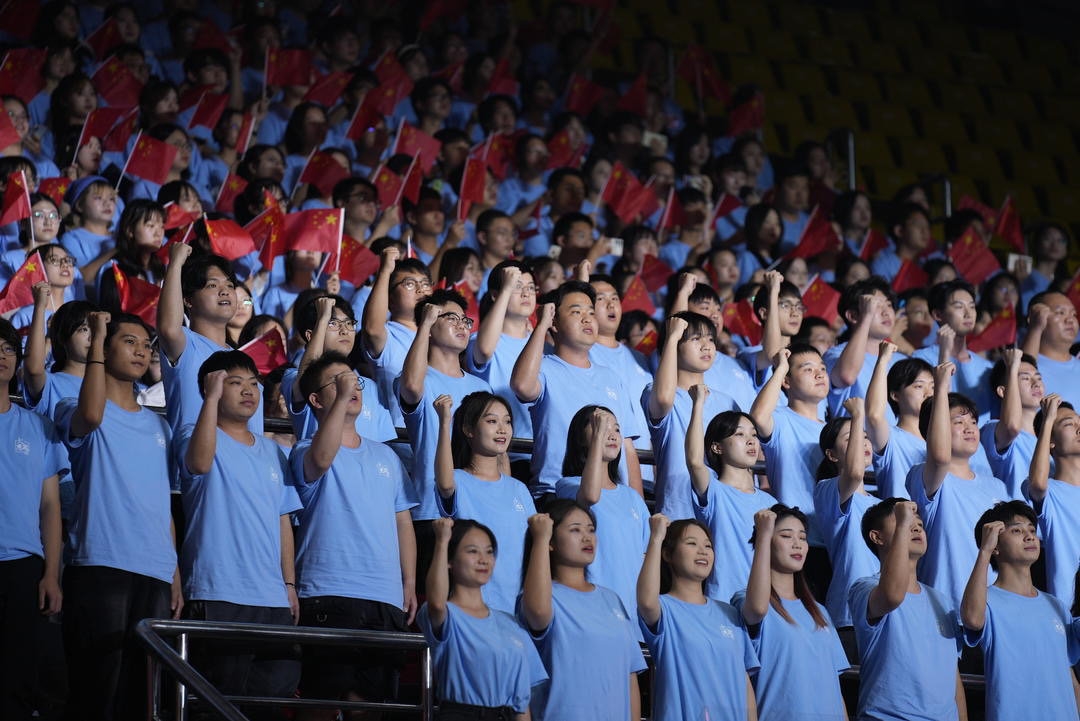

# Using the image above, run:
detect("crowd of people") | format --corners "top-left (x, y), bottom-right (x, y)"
top-left (1, 1), bottom-right (1080, 720)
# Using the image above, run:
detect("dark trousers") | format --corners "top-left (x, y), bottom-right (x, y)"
top-left (0, 556), bottom-right (44, 721)
top-left (62, 565), bottom-right (171, 721)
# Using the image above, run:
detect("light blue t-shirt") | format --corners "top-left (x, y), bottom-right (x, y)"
top-left (466, 333), bottom-right (533, 444)
top-left (1037, 354), bottom-right (1080, 411)
top-left (978, 423), bottom-right (1035, 501)
top-left (703, 353), bottom-right (757, 412)
top-left (641, 594), bottom-right (759, 721)
top-left (289, 437), bottom-right (416, 606)
top-left (731, 591), bottom-right (848, 721)
top-left (60, 227), bottom-right (113, 269)
top-left (963, 586), bottom-right (1080, 721)
top-left (908, 464), bottom-right (1007, 607)
top-left (23, 370), bottom-right (83, 423)
top-left (555, 476), bottom-right (649, 623)
top-left (363, 319), bottom-right (415, 425)
top-left (849, 576), bottom-right (962, 721)
top-left (693, 479), bottom-right (777, 603)
top-left (525, 354), bottom-right (639, 496)
top-left (823, 343), bottom-right (903, 423)
top-left (813, 479), bottom-right (880, 627)
top-left (760, 406), bottom-right (825, 545)
top-left (0, 404), bottom-right (67, 560)
top-left (1026, 478), bottom-right (1080, 611)
top-left (872, 426), bottom-right (925, 499)
top-left (177, 426), bottom-right (302, 607)
top-left (419, 602), bottom-right (547, 713)
top-left (912, 346), bottom-right (994, 422)
top-left (522, 582), bottom-right (647, 721)
top-left (280, 366), bottom-right (396, 443)
top-left (645, 383), bottom-right (737, 520)
top-left (56, 398), bottom-right (177, 583)
top-left (399, 366), bottom-right (491, 520)
top-left (589, 342), bottom-right (653, 484)
top-left (437, 469), bottom-right (535, 614)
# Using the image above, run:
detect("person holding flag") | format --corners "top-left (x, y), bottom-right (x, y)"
top-left (94, 200), bottom-right (166, 317)
top-left (1, 193), bottom-right (63, 284)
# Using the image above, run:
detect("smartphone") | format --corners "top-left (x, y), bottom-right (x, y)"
top-left (1007, 253), bottom-right (1032, 273)
top-left (546, 244), bottom-right (562, 259)
top-left (608, 237), bottom-right (624, 256)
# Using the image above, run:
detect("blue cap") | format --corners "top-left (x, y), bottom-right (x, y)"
top-left (64, 175), bottom-right (109, 208)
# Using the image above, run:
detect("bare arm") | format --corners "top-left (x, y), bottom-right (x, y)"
top-left (667, 272), bottom-right (695, 315)
top-left (685, 384), bottom-right (712, 497)
top-left (577, 411), bottom-right (613, 506)
top-left (433, 395), bottom-right (456, 500)
top-left (749, 348), bottom-right (789, 439)
top-left (747, 675), bottom-right (759, 721)
top-left (629, 673), bottom-right (640, 721)
top-left (994, 348), bottom-right (1023, 450)
top-left (865, 340), bottom-right (895, 453)
top-left (623, 441), bottom-right (643, 496)
top-left (1022, 304), bottom-right (1048, 357)
top-left (960, 521), bottom-right (1003, 632)
top-left (838, 397), bottom-right (867, 503)
top-left (647, 314), bottom-right (688, 422)
top-left (510, 302), bottom-right (554, 403)
top-left (759, 270), bottom-right (784, 372)
top-left (866, 501), bottom-right (917, 620)
top-left (23, 283), bottom-right (52, 402)
top-left (473, 267), bottom-right (520, 366)
top-left (956, 671), bottom-right (969, 721)
top-left (1028, 394), bottom-right (1060, 503)
top-left (38, 474), bottom-right (62, 615)
top-left (397, 510), bottom-right (417, 624)
top-left (398, 303), bottom-right (439, 409)
top-left (280, 515), bottom-right (299, 623)
top-left (830, 294), bottom-right (879, 387)
top-left (157, 243), bottom-right (192, 364)
top-left (361, 247), bottom-right (399, 359)
top-left (922, 362), bottom-right (955, 498)
top-left (425, 518), bottom-right (454, 633)
top-left (183, 370), bottom-right (224, 476)
top-left (292, 296), bottom-right (336, 411)
top-left (742, 509), bottom-right (776, 626)
top-left (637, 514), bottom-right (669, 628)
top-left (69, 311), bottom-right (110, 438)
top-left (302, 372), bottom-right (354, 482)
top-left (521, 514), bottom-right (554, 632)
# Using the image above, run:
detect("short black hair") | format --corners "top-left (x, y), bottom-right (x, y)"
top-left (546, 167), bottom-right (586, 193)
top-left (197, 350), bottom-right (258, 396)
top-left (861, 497), bottom-right (910, 556)
top-left (886, 357), bottom-right (934, 416)
top-left (0, 316), bottom-right (22, 372)
top-left (927, 279), bottom-right (976, 315)
top-left (180, 254), bottom-right (235, 299)
top-left (838, 276), bottom-right (896, 323)
top-left (752, 279), bottom-right (802, 321)
top-left (294, 294), bottom-right (354, 342)
top-left (389, 258), bottom-right (431, 288)
top-left (671, 311), bottom-right (717, 346)
top-left (1034, 400), bottom-right (1075, 437)
top-left (552, 211), bottom-right (593, 244)
top-left (918, 392), bottom-right (978, 438)
top-left (974, 501), bottom-right (1038, 570)
top-left (298, 350), bottom-right (351, 407)
top-left (989, 352), bottom-right (1038, 393)
top-left (414, 289), bottom-right (467, 325)
top-left (543, 280), bottom-right (595, 314)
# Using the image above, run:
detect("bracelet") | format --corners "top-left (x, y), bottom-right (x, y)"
top-left (87, 360), bottom-right (105, 365)
top-left (284, 582), bottom-right (296, 588)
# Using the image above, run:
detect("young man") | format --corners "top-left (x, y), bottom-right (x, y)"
top-left (474, 209), bottom-right (516, 294)
top-left (521, 168), bottom-right (587, 257)
top-left (178, 351), bottom-right (302, 701)
top-left (332, 177), bottom-right (399, 244)
top-left (960, 501), bottom-right (1080, 721)
top-left (980, 350), bottom-right (1042, 498)
top-left (907, 362), bottom-right (1007, 607)
top-left (645, 311), bottom-right (736, 519)
top-left (1026, 394), bottom-right (1080, 609)
top-left (56, 311), bottom-right (181, 721)
top-left (158, 243), bottom-right (263, 434)
top-left (1022, 291), bottom-right (1080, 410)
top-left (772, 162), bottom-right (810, 255)
top-left (291, 352), bottom-right (417, 711)
top-left (0, 318), bottom-right (65, 720)
top-left (740, 270), bottom-right (807, 385)
top-left (912, 280), bottom-right (993, 420)
top-left (511, 280), bottom-right (643, 499)
top-left (397, 289), bottom-right (491, 521)
top-left (850, 499), bottom-right (967, 721)
top-left (870, 203), bottom-right (933, 280)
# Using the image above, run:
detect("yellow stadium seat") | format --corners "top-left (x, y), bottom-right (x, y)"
top-left (869, 166), bottom-right (917, 198)
top-left (807, 96), bottom-right (860, 130)
top-left (936, 81), bottom-right (988, 116)
top-left (765, 89), bottom-right (808, 127)
top-left (900, 1), bottom-right (940, 19)
top-left (726, 55), bottom-right (778, 90)
top-left (1009, 151), bottom-right (1062, 185)
top-left (864, 103), bottom-right (917, 137)
top-left (982, 180), bottom-right (1043, 219)
top-left (824, 9), bottom-right (872, 40)
top-left (1043, 186), bottom-right (1080, 223)
top-left (947, 175), bottom-right (982, 206)
top-left (778, 62), bottom-right (830, 95)
top-left (877, 16), bottom-right (923, 48)
top-left (1042, 96), bottom-right (1080, 125)
top-left (895, 138), bottom-right (949, 174)
top-left (924, 24), bottom-right (972, 52)
top-left (1006, 61), bottom-right (1056, 93)
top-left (904, 48), bottom-right (956, 79)
top-left (1057, 156), bottom-right (1080, 186)
top-left (918, 109), bottom-right (971, 146)
top-left (1023, 121), bottom-right (1077, 155)
top-left (752, 29), bottom-right (804, 62)
top-left (952, 53), bottom-right (1006, 86)
top-left (788, 124), bottom-right (831, 148)
top-left (777, 4), bottom-right (827, 39)
top-left (987, 88), bottom-right (1040, 121)
top-left (763, 122), bottom-right (787, 154)
top-left (1025, 37), bottom-right (1068, 67)
top-left (970, 117), bottom-right (1023, 151)
top-left (951, 143), bottom-right (1006, 181)
top-left (708, 23), bottom-right (751, 56)
top-left (851, 41), bottom-right (905, 74)
top-left (975, 29), bottom-right (1024, 62)
top-left (806, 39), bottom-right (853, 67)
top-left (883, 74), bottom-right (935, 108)
top-left (833, 69), bottom-right (883, 103)
top-left (856, 132), bottom-right (896, 168)
top-left (728, 2), bottom-right (773, 27)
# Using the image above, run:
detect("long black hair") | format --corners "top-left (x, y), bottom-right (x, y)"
top-left (521, 498), bottom-right (596, 586)
top-left (562, 404), bottom-right (620, 483)
top-left (48, 300), bottom-right (97, 372)
top-left (447, 519), bottom-right (498, 593)
top-left (748, 504), bottom-right (829, 628)
top-left (451, 391), bottom-right (513, 470)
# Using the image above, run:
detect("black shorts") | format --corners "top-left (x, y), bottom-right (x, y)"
top-left (298, 596), bottom-right (408, 702)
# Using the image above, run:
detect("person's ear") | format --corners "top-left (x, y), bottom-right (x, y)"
top-left (824, 448), bottom-right (839, 463)
top-left (709, 441), bottom-right (723, 458)
top-left (308, 392), bottom-right (323, 411)
top-left (868, 528), bottom-right (885, 549)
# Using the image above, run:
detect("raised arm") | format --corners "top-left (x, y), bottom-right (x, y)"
top-left (157, 242), bottom-right (192, 365)
top-left (1022, 303), bottom-right (1048, 358)
top-left (960, 521), bottom-right (1003, 632)
top-left (637, 514), bottom-right (669, 628)
top-left (291, 296), bottom-right (337, 411)
top-left (685, 383), bottom-right (712, 497)
top-left (183, 370), bottom-right (224, 476)
top-left (648, 314), bottom-right (688, 422)
top-left (510, 302), bottom-right (554, 403)
top-left (749, 348), bottom-right (789, 439)
top-left (830, 293), bottom-right (879, 387)
top-left (424, 517), bottom-right (454, 633)
top-left (361, 246), bottom-right (400, 359)
top-left (398, 303), bottom-right (439, 409)
top-left (370, 205), bottom-right (401, 245)
top-left (472, 266), bottom-right (520, 366)
top-left (758, 270), bottom-right (784, 372)
top-left (867, 500), bottom-right (917, 621)
top-left (520, 513), bottom-right (554, 633)
top-left (839, 397), bottom-right (867, 503)
top-left (865, 340), bottom-right (896, 453)
top-left (69, 311), bottom-right (110, 438)
top-left (302, 371), bottom-right (353, 482)
top-left (433, 395), bottom-right (456, 500)
top-left (922, 362), bottom-right (956, 497)
top-left (742, 508), bottom-right (776, 626)
top-left (22, 282), bottom-right (53, 403)
top-left (577, 411), bottom-right (614, 506)
top-left (667, 272), bottom-right (696, 315)
top-left (1028, 394), bottom-right (1060, 504)
top-left (994, 348), bottom-right (1023, 450)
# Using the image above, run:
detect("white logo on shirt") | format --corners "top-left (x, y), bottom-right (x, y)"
top-left (509, 635), bottom-right (524, 649)
top-left (513, 497), bottom-right (526, 512)
top-left (630, 508), bottom-right (640, 520)
top-left (269, 466), bottom-right (281, 485)
top-left (611, 606), bottom-right (626, 620)
top-left (377, 463), bottom-right (390, 477)
top-left (1054, 620), bottom-right (1066, 636)
top-left (155, 433), bottom-right (166, 449)
top-left (14, 437), bottom-right (29, 455)
top-left (719, 625), bottom-right (735, 639)
top-left (361, 408), bottom-right (372, 420)
top-left (605, 386), bottom-right (618, 401)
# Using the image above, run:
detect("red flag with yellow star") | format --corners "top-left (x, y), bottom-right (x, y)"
top-left (215, 174), bottom-right (248, 214)
top-left (640, 254), bottom-right (674, 293)
top-left (239, 327), bottom-right (288, 375)
top-left (802, 275), bottom-right (840, 324)
top-left (0, 48), bottom-right (45, 103)
top-left (303, 71), bottom-right (353, 108)
top-left (947, 225), bottom-right (1001, 285)
top-left (91, 54), bottom-right (144, 107)
top-left (722, 298), bottom-right (763, 345)
top-left (346, 92), bottom-right (386, 140)
top-left (0, 106), bottom-right (19, 150)
top-left (246, 199), bottom-right (286, 270)
top-left (0, 248), bottom-right (45, 314)
top-left (86, 17), bottom-right (124, 60)
top-left (37, 177), bottom-right (69, 208)
top-left (264, 48), bottom-right (314, 88)
top-left (856, 228), bottom-right (889, 260)
top-left (891, 259), bottom-right (929, 294)
top-left (564, 73), bottom-right (606, 116)
top-left (76, 107), bottom-right (130, 161)
top-left (283, 208), bottom-right (344, 254)
top-left (234, 112), bottom-right (255, 156)
top-left (163, 202), bottom-right (199, 231)
top-left (546, 127), bottom-right (584, 170)
top-left (111, 262), bottom-right (160, 327)
top-left (0, 169), bottom-right (31, 225)
top-left (727, 92), bottom-right (765, 136)
top-left (299, 150), bottom-right (351, 197)
top-left (328, 234), bottom-right (380, 287)
top-left (967, 305), bottom-right (1016, 353)
top-left (370, 164), bottom-right (403, 209)
top-left (204, 218), bottom-right (256, 260)
top-left (1064, 267), bottom-right (1080, 314)
top-left (121, 132), bottom-right (177, 185)
top-left (102, 107), bottom-right (139, 152)
top-left (620, 274), bottom-right (656, 316)
top-left (188, 92), bottom-right (229, 130)
top-left (677, 45), bottom-right (732, 104)
top-left (992, 195), bottom-right (1025, 253)
top-left (787, 206), bottom-right (840, 260)
top-left (615, 73), bottom-right (648, 116)
top-left (391, 122), bottom-right (441, 175)
top-left (957, 194), bottom-right (997, 228)
top-left (633, 328), bottom-right (659, 355)
top-left (601, 162), bottom-right (656, 225)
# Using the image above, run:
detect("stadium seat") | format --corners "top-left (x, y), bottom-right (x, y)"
top-left (775, 4), bottom-right (827, 38)
top-left (751, 29), bottom-right (804, 62)
top-left (986, 88), bottom-right (1041, 121)
top-left (924, 24), bottom-right (971, 52)
top-left (868, 165), bottom-right (918, 198)
top-left (833, 69), bottom-right (884, 103)
top-left (982, 180), bottom-right (1043, 219)
top-left (864, 103), bottom-right (917, 137)
top-left (1005, 61), bottom-right (1056, 93)
top-left (1043, 186), bottom-right (1080, 223)
top-left (727, 2), bottom-right (773, 28)
top-left (855, 132), bottom-right (896, 168)
top-left (806, 96), bottom-right (859, 131)
top-left (708, 23), bottom-right (752, 56)
top-left (764, 89), bottom-right (808, 128)
top-left (1056, 155), bottom-right (1080, 186)
top-left (946, 175), bottom-right (981, 208)
top-left (875, 16), bottom-right (923, 48)
top-left (763, 122), bottom-right (788, 154)
top-left (952, 53), bottom-right (1006, 86)
top-left (970, 117), bottom-right (1023, 151)
top-left (726, 55), bottom-right (779, 90)
top-left (1024, 36), bottom-right (1069, 67)
top-left (824, 9), bottom-right (872, 41)
top-left (917, 109), bottom-right (971, 146)
top-left (894, 138), bottom-right (949, 175)
top-left (936, 81), bottom-right (988, 116)
top-left (777, 62), bottom-right (830, 95)
top-left (1007, 151), bottom-right (1062, 186)
top-left (975, 28), bottom-right (1025, 62)
top-left (807, 40), bottom-right (853, 67)
top-left (903, 47), bottom-right (956, 79)
top-left (1023, 121), bottom-right (1078, 155)
top-left (850, 41), bottom-right (905, 74)
top-left (950, 143), bottom-right (1006, 181)
top-left (883, 74), bottom-right (935, 108)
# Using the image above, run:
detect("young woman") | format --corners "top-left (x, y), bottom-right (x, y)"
top-left (1, 193), bottom-right (64, 283)
top-left (735, 505), bottom-right (849, 720)
top-left (433, 391), bottom-right (535, 614)
top-left (59, 176), bottom-right (116, 274)
top-left (260, 249), bottom-right (325, 327)
top-left (437, 248), bottom-right (484, 299)
top-left (638, 515), bottom-right (759, 721)
top-left (127, 124), bottom-right (204, 205)
top-left (975, 272), bottom-right (1020, 335)
top-left (9, 243), bottom-right (84, 330)
top-left (556, 405), bottom-right (649, 620)
top-left (95, 199), bottom-right (166, 314)
top-left (419, 517), bottom-right (546, 720)
top-left (519, 500), bottom-right (647, 721)
top-left (734, 204), bottom-right (784, 288)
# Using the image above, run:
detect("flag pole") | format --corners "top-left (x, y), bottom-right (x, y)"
top-left (22, 171), bottom-right (34, 246)
top-left (334, 208), bottom-right (344, 273)
top-left (115, 130), bottom-right (140, 190)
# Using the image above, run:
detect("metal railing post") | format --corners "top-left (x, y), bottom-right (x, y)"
top-left (421, 645), bottom-right (434, 720)
top-left (847, 129), bottom-right (857, 191)
top-left (176, 632), bottom-right (188, 721)
top-left (943, 177), bottom-right (953, 217)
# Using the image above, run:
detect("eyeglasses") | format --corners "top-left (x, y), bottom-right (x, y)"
top-left (317, 369), bottom-right (365, 393)
top-left (0, 343), bottom-right (16, 356)
top-left (44, 256), bottom-right (75, 268)
top-left (327, 317), bottom-right (358, 332)
top-left (513, 283), bottom-right (538, 295)
top-left (348, 192), bottom-right (377, 204)
top-left (438, 312), bottom-right (475, 329)
top-left (240, 298), bottom-right (254, 307)
top-left (392, 278), bottom-right (433, 293)
top-left (32, 210), bottom-right (60, 221)
top-left (778, 300), bottom-right (808, 313)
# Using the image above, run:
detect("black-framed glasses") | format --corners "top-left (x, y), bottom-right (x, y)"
top-left (0, 342), bottom-right (16, 356)
top-left (438, 312), bottom-right (475, 329)
top-left (327, 317), bottom-right (358, 332)
top-left (392, 278), bottom-right (433, 293)
top-left (44, 255), bottom-right (75, 268)
top-left (317, 369), bottom-right (365, 393)
top-left (778, 300), bottom-right (808, 313)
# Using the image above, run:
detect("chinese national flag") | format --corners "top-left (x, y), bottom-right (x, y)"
top-left (204, 218), bottom-right (256, 260)
top-left (0, 170), bottom-right (30, 225)
top-left (948, 226), bottom-right (1001, 285)
top-left (620, 275), bottom-right (656, 316)
top-left (633, 328), bottom-right (659, 355)
top-left (163, 202), bottom-right (199, 230)
top-left (102, 108), bottom-right (138, 152)
top-left (265, 48), bottom-right (314, 87)
top-left (708, 192), bottom-right (742, 232)
top-left (247, 201), bottom-right (286, 270)
top-left (967, 305), bottom-right (1016, 353)
top-left (239, 328), bottom-right (288, 375)
top-left (283, 209), bottom-right (343, 254)
top-left (487, 58), bottom-right (519, 97)
top-left (345, 92), bottom-right (385, 140)
top-left (86, 17), bottom-right (124, 60)
top-left (957, 194), bottom-right (997, 228)
top-left (801, 275), bottom-right (840, 325)
top-left (178, 83), bottom-right (210, 111)
top-left (546, 127), bottom-right (584, 170)
top-left (434, 59), bottom-right (465, 94)
top-left (602, 162), bottom-right (652, 224)
top-left (615, 74), bottom-right (648, 115)
top-left (787, 207), bottom-right (840, 259)
top-left (328, 234), bottom-right (380, 286)
top-left (215, 173), bottom-right (248, 214)
top-left (372, 51), bottom-right (407, 84)
top-left (91, 55), bottom-right (144, 107)
top-left (0, 107), bottom-right (19, 150)
top-left (234, 112), bottom-right (256, 156)
top-left (0, 249), bottom-right (45, 314)
top-left (857, 228), bottom-right (889, 260)
top-left (303, 71), bottom-right (353, 108)
top-left (992, 195), bottom-right (1025, 253)
top-left (0, 48), bottom-right (45, 103)
top-left (0, 0), bottom-right (40, 43)
top-left (37, 177), bottom-right (69, 208)
top-left (392, 123), bottom-right (441, 176)
top-left (727, 92), bottom-right (765, 136)
top-left (371, 78), bottom-right (410, 117)
top-left (122, 132), bottom-right (177, 185)
top-left (370, 164), bottom-right (403, 209)
top-left (400, 156), bottom-right (423, 205)
top-left (457, 157), bottom-right (487, 220)
top-left (299, 150), bottom-right (351, 197)
top-left (640, 254), bottom-right (674, 293)
top-left (564, 74), bottom-right (606, 116)
top-left (657, 188), bottom-right (686, 231)
top-left (891, 259), bottom-right (929, 294)
top-left (722, 299), bottom-right (762, 345)
top-left (676, 45), bottom-right (731, 104)
top-left (77, 107), bottom-right (130, 157)
top-left (188, 92), bottom-right (229, 130)
top-left (111, 263), bottom-right (160, 327)
top-left (469, 132), bottom-right (515, 181)
top-left (419, 0), bottom-right (469, 31)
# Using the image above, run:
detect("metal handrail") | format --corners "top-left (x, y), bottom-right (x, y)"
top-left (136, 619), bottom-right (433, 721)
